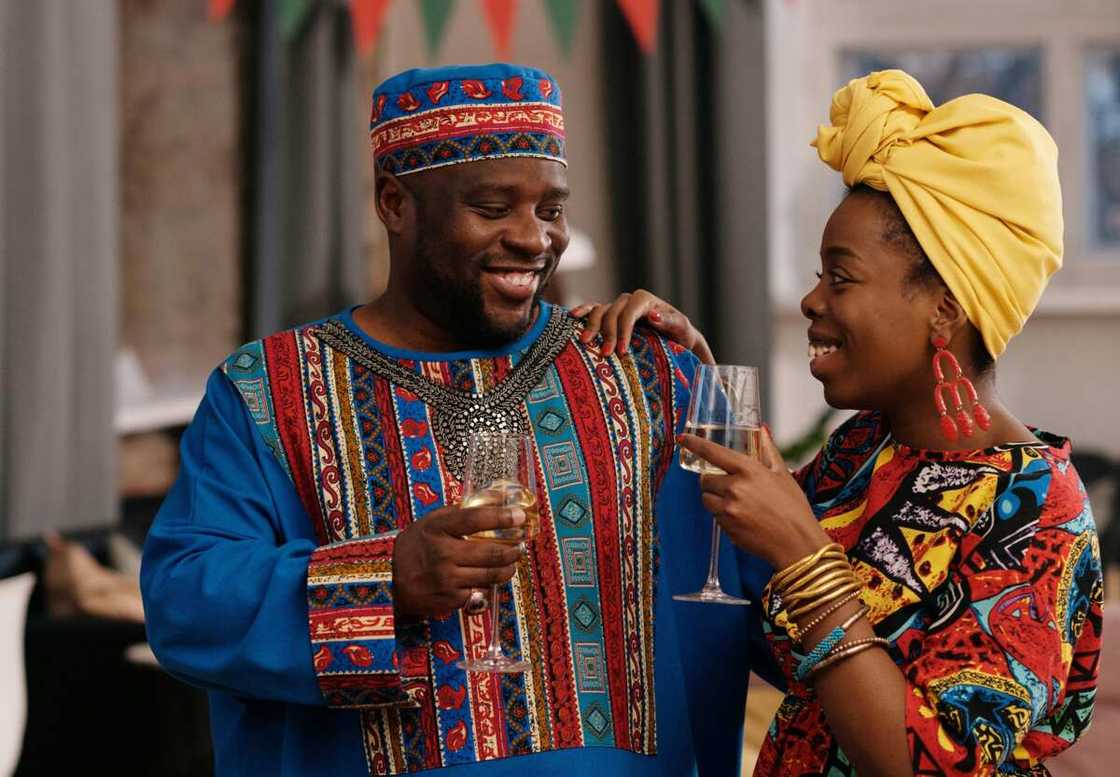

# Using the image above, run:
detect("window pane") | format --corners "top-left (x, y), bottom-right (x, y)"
top-left (839, 48), bottom-right (1044, 123)
top-left (1087, 49), bottom-right (1120, 248)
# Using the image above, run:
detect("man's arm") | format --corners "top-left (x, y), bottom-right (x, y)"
top-left (141, 370), bottom-right (328, 704)
top-left (141, 369), bottom-right (522, 707)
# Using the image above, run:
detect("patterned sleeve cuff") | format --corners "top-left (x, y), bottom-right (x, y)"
top-left (307, 532), bottom-right (423, 708)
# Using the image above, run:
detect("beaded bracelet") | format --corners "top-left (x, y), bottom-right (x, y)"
top-left (808, 637), bottom-right (890, 679)
top-left (794, 625), bottom-right (845, 681)
top-left (788, 593), bottom-right (862, 644)
top-left (793, 606), bottom-right (869, 680)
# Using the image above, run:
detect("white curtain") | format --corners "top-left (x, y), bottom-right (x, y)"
top-left (1, 0), bottom-right (119, 539)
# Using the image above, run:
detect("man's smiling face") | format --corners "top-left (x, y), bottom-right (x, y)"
top-left (400, 156), bottom-right (570, 347)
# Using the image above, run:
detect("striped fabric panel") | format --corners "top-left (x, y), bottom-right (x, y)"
top-left (224, 318), bottom-right (681, 774)
top-left (307, 534), bottom-right (411, 708)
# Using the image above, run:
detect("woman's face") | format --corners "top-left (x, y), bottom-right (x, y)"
top-left (800, 192), bottom-right (940, 411)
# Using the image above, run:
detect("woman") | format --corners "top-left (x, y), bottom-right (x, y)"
top-left (574, 70), bottom-right (1103, 776)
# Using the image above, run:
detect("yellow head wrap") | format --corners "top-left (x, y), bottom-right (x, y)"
top-left (812, 69), bottom-right (1063, 357)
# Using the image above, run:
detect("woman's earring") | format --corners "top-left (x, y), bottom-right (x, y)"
top-left (931, 336), bottom-right (991, 442)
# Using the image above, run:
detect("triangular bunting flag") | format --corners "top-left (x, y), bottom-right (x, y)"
top-left (543, 0), bottom-right (581, 57)
top-left (279, 0), bottom-right (315, 40)
top-left (209, 0), bottom-right (235, 20)
top-left (480, 0), bottom-right (518, 58)
top-left (351, 0), bottom-right (393, 54)
top-left (616, 0), bottom-right (659, 54)
top-left (419, 0), bottom-right (457, 56)
top-left (697, 0), bottom-right (724, 28)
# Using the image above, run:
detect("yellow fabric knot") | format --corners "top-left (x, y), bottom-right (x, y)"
top-left (810, 69), bottom-right (1063, 357)
top-left (813, 69), bottom-right (934, 190)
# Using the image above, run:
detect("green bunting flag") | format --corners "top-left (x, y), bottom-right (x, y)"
top-left (698, 0), bottom-right (725, 28)
top-left (543, 0), bottom-right (581, 57)
top-left (419, 0), bottom-right (456, 56)
top-left (279, 0), bottom-right (315, 40)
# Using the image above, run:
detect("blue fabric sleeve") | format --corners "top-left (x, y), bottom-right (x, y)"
top-left (653, 340), bottom-right (782, 772)
top-left (140, 369), bottom-right (326, 706)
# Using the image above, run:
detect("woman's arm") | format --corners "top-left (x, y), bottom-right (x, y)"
top-left (689, 433), bottom-right (915, 776)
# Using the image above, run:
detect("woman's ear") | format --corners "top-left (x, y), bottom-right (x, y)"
top-left (929, 287), bottom-right (969, 343)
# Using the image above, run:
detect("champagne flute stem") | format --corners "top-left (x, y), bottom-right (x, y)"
top-left (485, 582), bottom-right (502, 659)
top-left (704, 520), bottom-right (722, 589)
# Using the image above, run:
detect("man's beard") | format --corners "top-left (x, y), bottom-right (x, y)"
top-left (412, 232), bottom-right (548, 348)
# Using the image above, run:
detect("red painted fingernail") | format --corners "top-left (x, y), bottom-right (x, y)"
top-left (649, 310), bottom-right (662, 322)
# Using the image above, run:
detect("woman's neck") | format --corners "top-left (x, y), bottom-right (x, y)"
top-left (882, 376), bottom-right (1035, 451)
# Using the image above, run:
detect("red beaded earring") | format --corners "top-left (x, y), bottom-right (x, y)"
top-left (931, 336), bottom-right (991, 442)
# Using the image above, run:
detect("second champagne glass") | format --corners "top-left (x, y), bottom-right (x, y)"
top-left (457, 432), bottom-right (539, 673)
top-left (674, 364), bottom-right (762, 605)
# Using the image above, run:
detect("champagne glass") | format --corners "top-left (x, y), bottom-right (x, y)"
top-left (457, 432), bottom-right (539, 673)
top-left (674, 364), bottom-right (761, 605)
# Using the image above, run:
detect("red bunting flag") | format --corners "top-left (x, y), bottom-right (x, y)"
top-left (209, 0), bottom-right (235, 20)
top-left (480, 0), bottom-right (518, 58)
top-left (616, 0), bottom-right (659, 54)
top-left (351, 0), bottom-right (394, 54)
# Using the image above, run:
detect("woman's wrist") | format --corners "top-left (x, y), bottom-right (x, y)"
top-left (768, 519), bottom-right (833, 570)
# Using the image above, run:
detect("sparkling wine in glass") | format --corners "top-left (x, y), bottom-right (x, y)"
top-left (457, 433), bottom-right (538, 673)
top-left (674, 364), bottom-right (761, 605)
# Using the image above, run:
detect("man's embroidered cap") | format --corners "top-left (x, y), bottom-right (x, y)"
top-left (370, 63), bottom-right (565, 176)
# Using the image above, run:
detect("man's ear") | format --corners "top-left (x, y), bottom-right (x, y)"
top-left (928, 286), bottom-right (969, 344)
top-left (375, 172), bottom-right (411, 236)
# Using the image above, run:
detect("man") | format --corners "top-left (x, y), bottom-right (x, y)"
top-left (142, 63), bottom-right (770, 776)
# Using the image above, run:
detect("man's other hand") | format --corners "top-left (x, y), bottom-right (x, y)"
top-left (391, 503), bottom-right (526, 617)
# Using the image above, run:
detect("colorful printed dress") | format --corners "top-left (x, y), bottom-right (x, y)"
top-left (753, 411), bottom-right (1103, 776)
top-left (141, 303), bottom-right (770, 777)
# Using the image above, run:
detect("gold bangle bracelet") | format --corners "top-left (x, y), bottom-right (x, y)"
top-left (770, 543), bottom-right (845, 590)
top-left (781, 566), bottom-right (857, 598)
top-left (784, 586), bottom-right (860, 631)
top-left (770, 543), bottom-right (842, 588)
top-left (773, 550), bottom-right (848, 590)
top-left (788, 604), bottom-right (864, 649)
top-left (786, 583), bottom-right (863, 621)
top-left (832, 635), bottom-right (887, 654)
top-left (786, 585), bottom-right (861, 618)
top-left (776, 559), bottom-right (852, 595)
top-left (783, 571), bottom-right (861, 605)
top-left (808, 638), bottom-right (889, 679)
top-left (837, 606), bottom-right (868, 632)
top-left (765, 549), bottom-right (848, 601)
top-left (792, 591), bottom-right (861, 642)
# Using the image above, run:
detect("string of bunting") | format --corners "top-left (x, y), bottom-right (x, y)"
top-left (208, 0), bottom-right (730, 57)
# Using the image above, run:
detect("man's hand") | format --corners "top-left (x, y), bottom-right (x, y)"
top-left (392, 503), bottom-right (527, 617)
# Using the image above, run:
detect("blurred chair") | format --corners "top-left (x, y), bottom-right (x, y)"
top-left (1071, 450), bottom-right (1120, 570)
top-left (0, 531), bottom-right (211, 776)
top-left (1047, 601), bottom-right (1118, 777)
top-left (0, 572), bottom-right (34, 777)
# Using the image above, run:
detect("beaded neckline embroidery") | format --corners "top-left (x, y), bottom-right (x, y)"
top-left (314, 309), bottom-right (580, 479)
